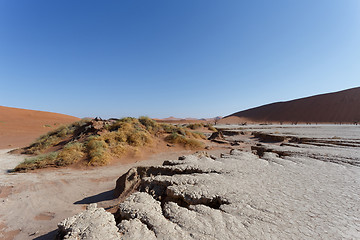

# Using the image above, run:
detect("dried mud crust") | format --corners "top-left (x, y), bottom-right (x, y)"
top-left (249, 131), bottom-right (360, 167)
top-left (58, 150), bottom-right (360, 239)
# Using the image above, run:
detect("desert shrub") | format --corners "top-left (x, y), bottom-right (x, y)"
top-left (206, 124), bottom-right (217, 132)
top-left (108, 120), bottom-right (128, 132)
top-left (127, 130), bottom-right (152, 146)
top-left (24, 134), bottom-right (61, 154)
top-left (119, 117), bottom-right (137, 123)
top-left (188, 131), bottom-right (207, 140)
top-left (102, 121), bottom-right (152, 146)
top-left (56, 142), bottom-right (85, 166)
top-left (14, 152), bottom-right (59, 171)
top-left (110, 143), bottom-right (127, 156)
top-left (24, 119), bottom-right (90, 154)
top-left (183, 138), bottom-right (204, 148)
top-left (86, 137), bottom-right (110, 166)
top-left (165, 132), bottom-right (204, 149)
top-left (165, 132), bottom-right (182, 143)
top-left (87, 119), bottom-right (154, 161)
top-left (139, 116), bottom-right (161, 133)
top-left (160, 123), bottom-right (177, 133)
top-left (175, 127), bottom-right (186, 136)
top-left (101, 131), bottom-right (127, 145)
top-left (107, 118), bottom-right (142, 132)
top-left (184, 130), bottom-right (193, 138)
top-left (56, 126), bottom-right (70, 137)
top-left (15, 142), bottom-right (86, 171)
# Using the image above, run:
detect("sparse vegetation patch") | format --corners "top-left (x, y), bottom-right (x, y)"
top-left (164, 132), bottom-right (204, 149)
top-left (15, 117), bottom-right (207, 171)
top-left (205, 124), bottom-right (217, 132)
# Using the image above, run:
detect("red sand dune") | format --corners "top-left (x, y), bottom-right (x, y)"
top-left (220, 87), bottom-right (360, 124)
top-left (0, 106), bottom-right (80, 149)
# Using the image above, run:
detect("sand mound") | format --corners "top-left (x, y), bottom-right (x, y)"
top-left (13, 117), bottom-right (209, 171)
top-left (220, 87), bottom-right (360, 124)
top-left (0, 106), bottom-right (79, 149)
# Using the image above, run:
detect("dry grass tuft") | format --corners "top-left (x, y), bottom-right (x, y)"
top-left (86, 137), bottom-right (110, 166)
top-left (205, 124), bottom-right (217, 132)
top-left (14, 152), bottom-right (59, 172)
top-left (23, 119), bottom-right (90, 154)
top-left (187, 131), bottom-right (207, 140)
top-left (138, 116), bottom-right (161, 133)
top-left (14, 142), bottom-right (86, 171)
top-left (57, 142), bottom-right (85, 166)
top-left (109, 143), bottom-right (127, 156)
top-left (165, 132), bottom-right (204, 149)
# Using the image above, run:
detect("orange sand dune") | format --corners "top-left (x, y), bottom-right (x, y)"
top-left (220, 87), bottom-right (360, 124)
top-left (0, 106), bottom-right (80, 149)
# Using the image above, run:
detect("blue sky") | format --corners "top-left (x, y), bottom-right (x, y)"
top-left (0, 0), bottom-right (359, 118)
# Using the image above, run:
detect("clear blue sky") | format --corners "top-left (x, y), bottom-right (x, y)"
top-left (0, 0), bottom-right (359, 118)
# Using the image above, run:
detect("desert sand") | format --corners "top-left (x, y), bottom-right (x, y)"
top-left (1, 124), bottom-right (360, 239)
top-left (0, 106), bottom-right (79, 149)
top-left (0, 108), bottom-right (224, 239)
top-left (220, 87), bottom-right (360, 124)
top-left (1, 104), bottom-right (359, 239)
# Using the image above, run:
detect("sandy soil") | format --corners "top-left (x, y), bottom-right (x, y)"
top-left (0, 146), bottom-right (227, 240)
top-left (0, 106), bottom-right (79, 149)
top-left (0, 106), bottom-right (225, 239)
top-left (3, 120), bottom-right (358, 239)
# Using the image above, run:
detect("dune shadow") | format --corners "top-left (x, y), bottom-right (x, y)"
top-left (33, 229), bottom-right (58, 240)
top-left (74, 190), bottom-right (115, 205)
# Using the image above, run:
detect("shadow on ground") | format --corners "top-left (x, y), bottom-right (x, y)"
top-left (33, 229), bottom-right (58, 240)
top-left (74, 189), bottom-right (115, 205)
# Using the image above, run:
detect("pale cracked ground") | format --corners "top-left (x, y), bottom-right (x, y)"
top-left (60, 126), bottom-right (360, 240)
